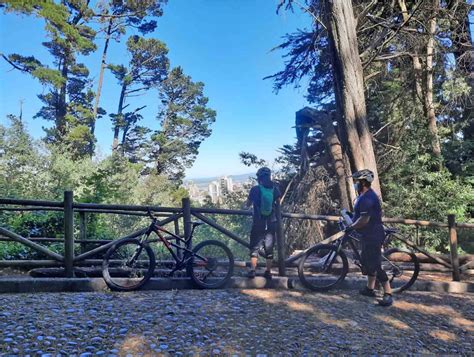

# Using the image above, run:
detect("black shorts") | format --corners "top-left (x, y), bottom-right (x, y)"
top-left (360, 242), bottom-right (382, 276)
top-left (249, 219), bottom-right (276, 258)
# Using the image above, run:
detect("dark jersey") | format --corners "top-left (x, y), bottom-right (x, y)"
top-left (353, 188), bottom-right (385, 244)
top-left (248, 183), bottom-right (281, 222)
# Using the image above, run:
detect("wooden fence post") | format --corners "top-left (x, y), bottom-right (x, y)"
top-left (448, 214), bottom-right (460, 281)
top-left (182, 198), bottom-right (192, 250)
top-left (64, 190), bottom-right (75, 278)
top-left (174, 217), bottom-right (182, 259)
top-left (275, 201), bottom-right (286, 276)
top-left (79, 211), bottom-right (87, 254)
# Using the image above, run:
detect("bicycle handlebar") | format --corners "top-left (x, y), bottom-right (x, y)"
top-left (340, 209), bottom-right (353, 226)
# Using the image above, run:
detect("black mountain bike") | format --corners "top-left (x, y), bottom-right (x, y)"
top-left (298, 210), bottom-right (420, 292)
top-left (102, 212), bottom-right (234, 291)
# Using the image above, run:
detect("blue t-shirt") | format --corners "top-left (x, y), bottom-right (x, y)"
top-left (353, 188), bottom-right (385, 243)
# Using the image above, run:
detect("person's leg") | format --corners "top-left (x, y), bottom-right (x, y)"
top-left (248, 230), bottom-right (258, 278)
top-left (367, 275), bottom-right (377, 290)
top-left (381, 280), bottom-right (392, 295)
top-left (360, 242), bottom-right (377, 297)
top-left (248, 221), bottom-right (264, 278)
top-left (376, 260), bottom-right (393, 306)
top-left (249, 256), bottom-right (258, 274)
top-left (265, 258), bottom-right (272, 272)
top-left (366, 243), bottom-right (393, 306)
top-left (263, 232), bottom-right (274, 272)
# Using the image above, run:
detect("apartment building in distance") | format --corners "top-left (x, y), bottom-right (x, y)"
top-left (184, 174), bottom-right (252, 204)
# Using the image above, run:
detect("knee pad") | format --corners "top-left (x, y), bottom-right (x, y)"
top-left (263, 233), bottom-right (274, 255)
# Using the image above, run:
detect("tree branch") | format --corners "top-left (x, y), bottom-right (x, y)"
top-left (362, 0), bottom-right (425, 69)
top-left (1, 54), bottom-right (31, 73)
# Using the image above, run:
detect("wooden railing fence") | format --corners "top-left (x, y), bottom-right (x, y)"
top-left (0, 191), bottom-right (473, 281)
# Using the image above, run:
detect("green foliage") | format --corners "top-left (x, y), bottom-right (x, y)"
top-left (383, 155), bottom-right (473, 252)
top-left (269, 0), bottom-right (474, 254)
top-left (8, 212), bottom-right (63, 238)
top-left (0, 117), bottom-right (189, 259)
top-left (152, 67), bottom-right (217, 181)
top-left (0, 1), bottom-right (219, 260)
top-left (2, 0), bottom-right (98, 156)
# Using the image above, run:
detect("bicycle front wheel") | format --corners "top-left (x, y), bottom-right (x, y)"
top-left (186, 240), bottom-right (234, 289)
top-left (298, 244), bottom-right (348, 292)
top-left (382, 248), bottom-right (419, 293)
top-left (102, 238), bottom-right (155, 291)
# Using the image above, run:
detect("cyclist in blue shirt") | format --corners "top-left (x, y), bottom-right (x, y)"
top-left (344, 169), bottom-right (393, 307)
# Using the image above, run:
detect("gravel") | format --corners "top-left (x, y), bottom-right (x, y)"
top-left (0, 289), bottom-right (472, 355)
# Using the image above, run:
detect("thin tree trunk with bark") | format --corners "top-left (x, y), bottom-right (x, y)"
top-left (324, 0), bottom-right (382, 197)
top-left (90, 17), bottom-right (114, 156)
top-left (398, 0), bottom-right (424, 103)
top-left (112, 84), bottom-right (127, 152)
top-left (57, 59), bottom-right (68, 139)
top-left (425, 0), bottom-right (442, 157)
top-left (321, 113), bottom-right (351, 210)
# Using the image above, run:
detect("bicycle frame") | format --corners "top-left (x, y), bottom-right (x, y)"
top-left (136, 219), bottom-right (208, 271)
top-left (328, 232), bottom-right (400, 273)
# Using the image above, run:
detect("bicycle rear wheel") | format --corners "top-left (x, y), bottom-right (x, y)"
top-left (298, 244), bottom-right (348, 292)
top-left (102, 238), bottom-right (155, 291)
top-left (382, 248), bottom-right (419, 293)
top-left (186, 240), bottom-right (234, 289)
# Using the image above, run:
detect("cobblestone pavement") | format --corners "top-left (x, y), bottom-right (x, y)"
top-left (1, 289), bottom-right (473, 356)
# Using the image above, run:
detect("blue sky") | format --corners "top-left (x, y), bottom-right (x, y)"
top-left (0, 0), bottom-right (311, 179)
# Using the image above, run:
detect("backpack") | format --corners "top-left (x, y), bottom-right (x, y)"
top-left (259, 184), bottom-right (274, 217)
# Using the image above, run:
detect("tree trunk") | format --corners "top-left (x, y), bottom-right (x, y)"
top-left (121, 122), bottom-right (130, 154)
top-left (398, 0), bottom-right (424, 103)
top-left (321, 113), bottom-right (352, 210)
top-left (449, 4), bottom-right (473, 141)
top-left (90, 17), bottom-right (114, 156)
top-left (57, 58), bottom-right (68, 139)
top-left (424, 0), bottom-right (442, 157)
top-left (324, 0), bottom-right (382, 197)
top-left (112, 84), bottom-right (127, 152)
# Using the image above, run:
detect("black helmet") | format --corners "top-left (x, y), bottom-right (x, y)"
top-left (351, 169), bottom-right (374, 183)
top-left (256, 167), bottom-right (271, 178)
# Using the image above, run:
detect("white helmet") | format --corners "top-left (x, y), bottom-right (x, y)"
top-left (351, 169), bottom-right (374, 183)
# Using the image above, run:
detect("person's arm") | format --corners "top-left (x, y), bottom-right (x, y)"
top-left (242, 198), bottom-right (252, 210)
top-left (346, 215), bottom-right (370, 231)
top-left (242, 186), bottom-right (257, 210)
top-left (345, 198), bottom-right (372, 232)
top-left (274, 186), bottom-right (282, 205)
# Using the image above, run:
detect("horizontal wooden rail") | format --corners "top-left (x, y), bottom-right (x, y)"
top-left (382, 217), bottom-right (448, 228)
top-left (0, 206), bottom-right (173, 217)
top-left (282, 212), bottom-right (340, 221)
top-left (0, 227), bottom-right (63, 261)
top-left (0, 198), bottom-right (63, 208)
top-left (456, 222), bottom-right (474, 229)
top-left (73, 202), bottom-right (181, 213)
top-left (0, 237), bottom-right (112, 244)
top-left (191, 207), bottom-right (252, 216)
top-left (2, 198), bottom-right (472, 229)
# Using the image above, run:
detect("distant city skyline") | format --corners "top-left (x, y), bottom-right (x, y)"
top-left (183, 174), bottom-right (254, 203)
